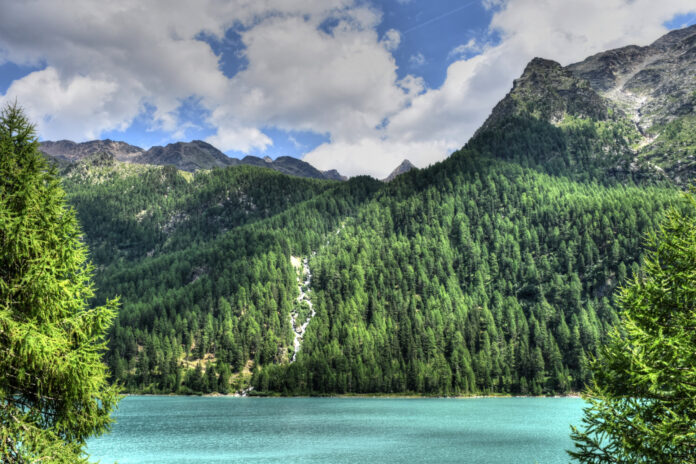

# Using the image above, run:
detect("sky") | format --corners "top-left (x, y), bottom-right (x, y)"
top-left (0, 1), bottom-right (695, 178)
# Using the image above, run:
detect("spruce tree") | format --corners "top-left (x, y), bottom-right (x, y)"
top-left (569, 193), bottom-right (696, 463)
top-left (0, 104), bottom-right (119, 462)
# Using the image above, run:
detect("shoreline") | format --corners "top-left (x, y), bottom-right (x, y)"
top-left (122, 392), bottom-right (583, 399)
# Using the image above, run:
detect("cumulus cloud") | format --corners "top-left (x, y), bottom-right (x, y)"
top-left (210, 8), bottom-right (411, 148)
top-left (380, 29), bottom-right (401, 51)
top-left (304, 137), bottom-right (451, 179)
top-left (409, 52), bottom-right (426, 67)
top-left (303, 0), bottom-right (696, 177)
top-left (1, 0), bottom-right (695, 176)
top-left (1, 0), bottom-right (409, 150)
top-left (2, 67), bottom-right (138, 141)
top-left (448, 38), bottom-right (481, 60)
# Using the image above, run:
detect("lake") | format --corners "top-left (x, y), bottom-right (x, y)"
top-left (87, 396), bottom-right (585, 463)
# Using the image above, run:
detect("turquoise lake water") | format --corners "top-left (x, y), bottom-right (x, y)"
top-left (87, 396), bottom-right (584, 463)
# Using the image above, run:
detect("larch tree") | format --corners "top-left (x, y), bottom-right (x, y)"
top-left (0, 103), bottom-right (120, 463)
top-left (569, 192), bottom-right (696, 463)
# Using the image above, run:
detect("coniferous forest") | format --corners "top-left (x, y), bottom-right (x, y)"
top-left (42, 26), bottom-right (695, 399)
top-left (58, 112), bottom-right (689, 396)
top-left (4, 7), bottom-right (696, 463)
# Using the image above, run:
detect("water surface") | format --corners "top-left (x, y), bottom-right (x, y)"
top-left (88, 396), bottom-right (584, 463)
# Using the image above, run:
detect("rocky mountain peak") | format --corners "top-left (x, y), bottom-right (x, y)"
top-left (40, 139), bottom-right (143, 163)
top-left (383, 159), bottom-right (416, 182)
top-left (567, 24), bottom-right (696, 131)
top-left (137, 140), bottom-right (232, 172)
top-left (478, 56), bottom-right (610, 134)
top-left (321, 169), bottom-right (348, 181)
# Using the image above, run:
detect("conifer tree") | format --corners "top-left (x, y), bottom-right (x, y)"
top-left (570, 193), bottom-right (696, 463)
top-left (0, 104), bottom-right (119, 462)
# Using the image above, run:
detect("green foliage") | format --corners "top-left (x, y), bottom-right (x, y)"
top-left (569, 192), bottom-right (696, 463)
top-left (257, 152), bottom-right (675, 395)
top-left (57, 111), bottom-right (684, 396)
top-left (0, 104), bottom-right (119, 462)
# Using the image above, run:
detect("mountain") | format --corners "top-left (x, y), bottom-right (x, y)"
top-left (41, 139), bottom-right (143, 162)
top-left (567, 24), bottom-right (696, 130)
top-left (477, 24), bottom-right (696, 185)
top-left (240, 154), bottom-right (333, 180)
top-left (57, 26), bottom-right (694, 396)
top-left (478, 57), bottom-right (611, 134)
top-left (383, 159), bottom-right (416, 182)
top-left (135, 140), bottom-right (234, 172)
top-left (567, 24), bottom-right (696, 184)
top-left (321, 169), bottom-right (348, 181)
top-left (40, 138), bottom-right (345, 181)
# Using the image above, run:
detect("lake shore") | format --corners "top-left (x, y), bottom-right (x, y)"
top-left (123, 391), bottom-right (582, 399)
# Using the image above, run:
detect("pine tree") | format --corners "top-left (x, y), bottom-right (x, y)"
top-left (0, 104), bottom-right (119, 462)
top-left (569, 193), bottom-right (696, 463)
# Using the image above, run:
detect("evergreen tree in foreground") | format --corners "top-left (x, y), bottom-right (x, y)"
top-left (570, 192), bottom-right (696, 463)
top-left (0, 104), bottom-right (119, 462)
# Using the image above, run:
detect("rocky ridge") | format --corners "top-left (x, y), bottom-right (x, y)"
top-left (40, 139), bottom-right (345, 181)
top-left (476, 25), bottom-right (696, 185)
top-left (567, 24), bottom-right (696, 132)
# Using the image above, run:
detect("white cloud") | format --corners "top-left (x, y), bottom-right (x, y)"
top-left (211, 8), bottom-right (411, 147)
top-left (409, 52), bottom-right (426, 67)
top-left (0, 0), bottom-right (420, 155)
top-left (380, 28), bottom-right (401, 51)
top-left (0, 67), bottom-right (139, 141)
top-left (448, 38), bottom-right (481, 60)
top-left (1, 0), bottom-right (695, 177)
top-left (303, 137), bottom-right (449, 179)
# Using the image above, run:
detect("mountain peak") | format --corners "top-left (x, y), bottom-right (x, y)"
top-left (41, 138), bottom-right (345, 180)
top-left (321, 169), bottom-right (348, 181)
top-left (138, 140), bottom-right (232, 172)
top-left (521, 57), bottom-right (563, 75)
top-left (40, 139), bottom-right (143, 163)
top-left (383, 159), bottom-right (416, 182)
top-left (478, 54), bottom-right (610, 134)
top-left (567, 24), bottom-right (696, 131)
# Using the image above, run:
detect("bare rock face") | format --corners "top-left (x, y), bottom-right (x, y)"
top-left (136, 140), bottom-right (235, 172)
top-left (321, 169), bottom-right (348, 181)
top-left (40, 139), bottom-right (143, 163)
top-left (383, 159), bottom-right (416, 182)
top-left (567, 24), bottom-right (696, 132)
top-left (478, 24), bottom-right (695, 135)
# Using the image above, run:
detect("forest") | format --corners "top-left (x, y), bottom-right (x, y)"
top-left (57, 112), bottom-right (689, 396)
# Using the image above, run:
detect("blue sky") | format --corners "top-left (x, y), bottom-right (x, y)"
top-left (111, 0), bottom-right (501, 157)
top-left (0, 0), bottom-right (694, 177)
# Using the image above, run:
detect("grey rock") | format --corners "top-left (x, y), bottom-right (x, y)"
top-left (383, 159), bottom-right (416, 182)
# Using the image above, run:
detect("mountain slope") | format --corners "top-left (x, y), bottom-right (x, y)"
top-left (474, 25), bottom-right (695, 186)
top-left (58, 25), bottom-right (695, 396)
top-left (567, 24), bottom-right (696, 131)
top-left (567, 24), bottom-right (696, 184)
